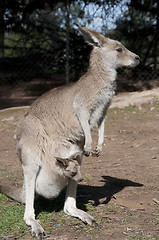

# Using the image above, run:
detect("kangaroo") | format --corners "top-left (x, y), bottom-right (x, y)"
top-left (0, 27), bottom-right (140, 239)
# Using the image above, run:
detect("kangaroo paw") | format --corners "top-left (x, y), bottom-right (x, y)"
top-left (91, 148), bottom-right (101, 157)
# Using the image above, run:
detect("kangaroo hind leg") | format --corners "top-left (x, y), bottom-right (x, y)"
top-left (21, 148), bottom-right (45, 239)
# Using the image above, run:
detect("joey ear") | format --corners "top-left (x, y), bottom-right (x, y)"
top-left (56, 157), bottom-right (68, 168)
top-left (78, 26), bottom-right (107, 47)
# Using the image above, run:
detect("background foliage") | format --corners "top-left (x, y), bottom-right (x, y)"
top-left (0, 0), bottom-right (158, 90)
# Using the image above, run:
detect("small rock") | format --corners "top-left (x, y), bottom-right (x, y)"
top-left (153, 198), bottom-right (159, 204)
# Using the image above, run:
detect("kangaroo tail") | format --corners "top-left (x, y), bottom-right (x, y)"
top-left (0, 184), bottom-right (25, 204)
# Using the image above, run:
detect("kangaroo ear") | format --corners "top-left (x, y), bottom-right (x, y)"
top-left (78, 26), bottom-right (107, 47)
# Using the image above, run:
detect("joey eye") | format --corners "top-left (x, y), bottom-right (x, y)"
top-left (116, 48), bottom-right (123, 53)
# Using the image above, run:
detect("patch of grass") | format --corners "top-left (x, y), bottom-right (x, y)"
top-left (85, 202), bottom-right (95, 212)
top-left (0, 121), bottom-right (15, 132)
top-left (34, 195), bottom-right (65, 229)
top-left (0, 191), bottom-right (66, 238)
top-left (106, 203), bottom-right (119, 213)
top-left (0, 193), bottom-right (11, 202)
top-left (152, 214), bottom-right (159, 225)
top-left (0, 194), bottom-right (27, 237)
top-left (0, 172), bottom-right (21, 182)
top-left (153, 101), bottom-right (159, 109)
top-left (124, 106), bottom-right (139, 113)
top-left (82, 174), bottom-right (92, 181)
top-left (0, 186), bottom-right (97, 238)
top-left (112, 108), bottom-right (122, 114)
top-left (126, 237), bottom-right (159, 240)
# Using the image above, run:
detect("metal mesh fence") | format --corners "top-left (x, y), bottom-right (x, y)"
top-left (0, 1), bottom-right (159, 109)
top-left (0, 27), bottom-right (65, 84)
top-left (1, 30), bottom-right (158, 84)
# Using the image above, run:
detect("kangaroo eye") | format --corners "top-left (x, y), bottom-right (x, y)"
top-left (116, 48), bottom-right (123, 52)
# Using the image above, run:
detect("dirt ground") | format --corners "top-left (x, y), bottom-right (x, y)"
top-left (0, 93), bottom-right (159, 240)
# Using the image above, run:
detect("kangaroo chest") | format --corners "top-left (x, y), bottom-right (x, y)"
top-left (89, 83), bottom-right (116, 129)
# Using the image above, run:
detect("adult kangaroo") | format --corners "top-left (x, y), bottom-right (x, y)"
top-left (0, 27), bottom-right (140, 239)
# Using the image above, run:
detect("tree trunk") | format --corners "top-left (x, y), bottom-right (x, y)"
top-left (153, 2), bottom-right (159, 70)
top-left (66, 0), bottom-right (70, 84)
top-left (0, 8), bottom-right (4, 58)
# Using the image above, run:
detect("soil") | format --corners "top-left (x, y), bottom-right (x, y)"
top-left (0, 93), bottom-right (159, 240)
top-left (0, 75), bottom-right (159, 110)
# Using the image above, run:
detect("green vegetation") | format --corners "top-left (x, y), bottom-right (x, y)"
top-left (125, 237), bottom-right (159, 240)
top-left (0, 193), bottom-right (65, 238)
top-left (0, 0), bottom-right (158, 85)
top-left (0, 194), bottom-right (27, 236)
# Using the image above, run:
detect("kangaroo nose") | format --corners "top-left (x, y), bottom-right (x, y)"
top-left (135, 55), bottom-right (140, 61)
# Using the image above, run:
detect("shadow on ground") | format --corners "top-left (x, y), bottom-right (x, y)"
top-left (35, 175), bottom-right (143, 216)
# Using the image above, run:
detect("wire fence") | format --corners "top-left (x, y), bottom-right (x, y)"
top-left (0, 1), bottom-right (159, 106)
top-left (1, 29), bottom-right (158, 83)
